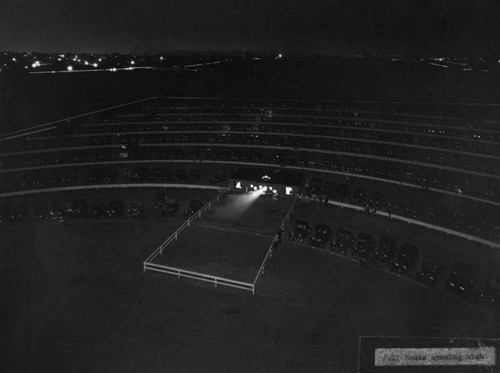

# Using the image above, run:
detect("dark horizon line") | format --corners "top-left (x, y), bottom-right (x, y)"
top-left (2, 49), bottom-right (495, 59)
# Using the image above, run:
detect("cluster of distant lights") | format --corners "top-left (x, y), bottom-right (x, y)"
top-left (5, 53), bottom-right (142, 73)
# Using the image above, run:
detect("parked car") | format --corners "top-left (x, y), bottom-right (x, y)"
top-left (446, 261), bottom-right (475, 297)
top-left (87, 203), bottom-right (106, 219)
top-left (126, 203), bottom-right (144, 218)
top-left (72, 198), bottom-right (88, 217)
top-left (417, 260), bottom-right (444, 288)
top-left (392, 243), bottom-right (420, 275)
top-left (289, 220), bottom-right (311, 243)
top-left (106, 200), bottom-right (124, 217)
top-left (330, 229), bottom-right (355, 254)
top-left (353, 232), bottom-right (376, 259)
top-left (310, 224), bottom-right (333, 248)
top-left (189, 169), bottom-right (201, 181)
top-left (352, 188), bottom-right (367, 205)
top-left (184, 199), bottom-right (204, 216)
top-left (374, 236), bottom-right (397, 263)
top-left (477, 277), bottom-right (500, 306)
top-left (162, 198), bottom-right (179, 217)
top-left (330, 183), bottom-right (351, 199)
top-left (369, 192), bottom-right (386, 207)
top-left (210, 172), bottom-right (226, 185)
top-left (175, 169), bottom-right (188, 180)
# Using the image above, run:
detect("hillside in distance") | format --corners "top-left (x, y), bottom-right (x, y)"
top-left (1, 54), bottom-right (500, 133)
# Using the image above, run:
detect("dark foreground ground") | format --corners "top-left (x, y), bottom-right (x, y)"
top-left (1, 219), bottom-right (497, 372)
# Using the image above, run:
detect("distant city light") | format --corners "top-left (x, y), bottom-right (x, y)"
top-left (93, 63), bottom-right (98, 68)
top-left (130, 60), bottom-right (135, 65)
top-left (67, 65), bottom-right (73, 71)
top-left (59, 54), bottom-right (65, 58)
top-left (84, 61), bottom-right (89, 65)
top-left (160, 56), bottom-right (164, 61)
top-left (98, 58), bottom-right (102, 62)
top-left (57, 58), bottom-right (62, 61)
top-left (11, 57), bottom-right (16, 62)
top-left (277, 53), bottom-right (283, 58)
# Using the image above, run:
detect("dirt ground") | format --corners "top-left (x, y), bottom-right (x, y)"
top-left (1, 212), bottom-right (498, 372)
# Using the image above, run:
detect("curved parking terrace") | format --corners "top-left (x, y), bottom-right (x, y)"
top-left (0, 179), bottom-right (499, 250)
top-left (1, 142), bottom-right (499, 180)
top-left (0, 158), bottom-right (498, 207)
top-left (35, 130), bottom-right (499, 160)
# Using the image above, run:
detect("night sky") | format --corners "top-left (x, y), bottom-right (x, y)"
top-left (0, 0), bottom-right (499, 55)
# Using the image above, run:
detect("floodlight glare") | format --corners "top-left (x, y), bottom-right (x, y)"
top-left (262, 186), bottom-right (268, 191)
top-left (286, 187), bottom-right (293, 195)
top-left (235, 181), bottom-right (242, 189)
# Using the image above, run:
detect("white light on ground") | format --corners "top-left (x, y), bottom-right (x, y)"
top-left (235, 181), bottom-right (242, 189)
top-left (67, 65), bottom-right (73, 71)
top-left (286, 186), bottom-right (293, 195)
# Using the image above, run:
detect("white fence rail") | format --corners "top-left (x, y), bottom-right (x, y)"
top-left (253, 197), bottom-right (298, 288)
top-left (144, 186), bottom-right (229, 264)
top-left (144, 262), bottom-right (255, 293)
top-left (143, 186), bottom-right (258, 294)
top-left (144, 190), bottom-right (298, 294)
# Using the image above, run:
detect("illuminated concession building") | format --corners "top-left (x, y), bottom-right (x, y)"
top-left (230, 167), bottom-right (305, 197)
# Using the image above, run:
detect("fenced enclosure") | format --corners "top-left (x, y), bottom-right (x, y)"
top-left (143, 189), bottom-right (297, 294)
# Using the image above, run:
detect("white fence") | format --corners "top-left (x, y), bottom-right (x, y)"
top-left (253, 197), bottom-right (298, 288)
top-left (144, 190), bottom-right (298, 294)
top-left (143, 186), bottom-right (259, 294)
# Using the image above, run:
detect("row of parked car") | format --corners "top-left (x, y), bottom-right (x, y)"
top-left (300, 176), bottom-right (499, 241)
top-left (0, 166), bottom-right (228, 193)
top-left (0, 195), bottom-right (207, 225)
top-left (288, 220), bottom-right (500, 308)
top-left (4, 128), bottom-right (498, 174)
top-left (1, 141), bottom-right (494, 202)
